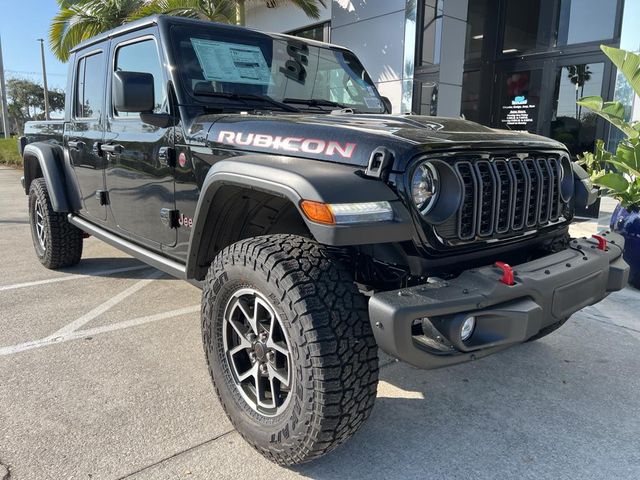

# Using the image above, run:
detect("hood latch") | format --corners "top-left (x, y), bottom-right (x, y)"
top-left (365, 147), bottom-right (394, 180)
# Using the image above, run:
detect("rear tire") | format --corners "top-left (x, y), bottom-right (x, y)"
top-left (201, 234), bottom-right (379, 465)
top-left (28, 178), bottom-right (83, 269)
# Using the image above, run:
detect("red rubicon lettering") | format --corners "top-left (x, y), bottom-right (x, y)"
top-left (217, 130), bottom-right (356, 159)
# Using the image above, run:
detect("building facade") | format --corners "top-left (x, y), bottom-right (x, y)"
top-left (246, 0), bottom-right (639, 159)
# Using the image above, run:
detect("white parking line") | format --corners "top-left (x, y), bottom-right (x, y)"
top-left (0, 305), bottom-right (200, 356)
top-left (52, 269), bottom-right (164, 336)
top-left (0, 265), bottom-right (151, 292)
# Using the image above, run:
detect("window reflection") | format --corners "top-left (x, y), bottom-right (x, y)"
top-left (557, 0), bottom-right (617, 45)
top-left (420, 0), bottom-right (443, 66)
top-left (461, 71), bottom-right (481, 122)
top-left (464, 0), bottom-right (487, 61)
top-left (551, 63), bottom-right (604, 156)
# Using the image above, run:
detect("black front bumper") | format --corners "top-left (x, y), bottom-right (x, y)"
top-left (368, 232), bottom-right (629, 369)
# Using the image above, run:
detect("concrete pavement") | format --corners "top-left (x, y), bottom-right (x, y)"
top-left (0, 166), bottom-right (639, 479)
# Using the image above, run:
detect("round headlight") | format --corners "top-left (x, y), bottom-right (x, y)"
top-left (559, 156), bottom-right (574, 202)
top-left (411, 162), bottom-right (439, 214)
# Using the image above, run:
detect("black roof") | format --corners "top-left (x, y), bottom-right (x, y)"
top-left (70, 15), bottom-right (342, 54)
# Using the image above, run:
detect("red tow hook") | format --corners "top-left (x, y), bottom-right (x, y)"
top-left (494, 261), bottom-right (515, 286)
top-left (592, 234), bottom-right (607, 251)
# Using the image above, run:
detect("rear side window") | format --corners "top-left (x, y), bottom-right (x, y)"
top-left (75, 52), bottom-right (105, 119)
top-left (114, 39), bottom-right (166, 117)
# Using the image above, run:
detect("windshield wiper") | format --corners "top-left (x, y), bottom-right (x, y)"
top-left (282, 98), bottom-right (350, 110)
top-left (193, 90), bottom-right (300, 112)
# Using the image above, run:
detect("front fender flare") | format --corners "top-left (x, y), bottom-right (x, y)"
top-left (185, 155), bottom-right (413, 279)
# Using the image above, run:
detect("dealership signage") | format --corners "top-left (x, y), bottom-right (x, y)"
top-left (501, 95), bottom-right (537, 130)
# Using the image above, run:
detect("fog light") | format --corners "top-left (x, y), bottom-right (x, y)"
top-left (460, 316), bottom-right (476, 341)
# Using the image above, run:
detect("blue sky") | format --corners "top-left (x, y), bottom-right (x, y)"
top-left (0, 0), bottom-right (67, 90)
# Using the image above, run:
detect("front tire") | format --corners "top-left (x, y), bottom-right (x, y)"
top-left (201, 235), bottom-right (379, 465)
top-left (28, 178), bottom-right (83, 269)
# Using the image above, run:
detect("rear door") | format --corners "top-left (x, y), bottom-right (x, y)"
top-left (103, 30), bottom-right (176, 249)
top-left (65, 45), bottom-right (108, 222)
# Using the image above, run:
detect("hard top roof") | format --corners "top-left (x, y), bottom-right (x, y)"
top-left (70, 15), bottom-right (345, 53)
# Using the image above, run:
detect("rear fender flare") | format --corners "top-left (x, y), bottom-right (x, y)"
top-left (22, 143), bottom-right (72, 212)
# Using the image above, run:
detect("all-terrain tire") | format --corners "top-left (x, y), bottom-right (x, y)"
top-left (201, 234), bottom-right (379, 465)
top-left (28, 178), bottom-right (83, 269)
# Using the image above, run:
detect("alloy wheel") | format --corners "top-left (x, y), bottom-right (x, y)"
top-left (222, 288), bottom-right (292, 417)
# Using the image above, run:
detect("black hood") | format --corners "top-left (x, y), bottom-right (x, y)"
top-left (198, 113), bottom-right (567, 170)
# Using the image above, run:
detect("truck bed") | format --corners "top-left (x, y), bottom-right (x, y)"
top-left (23, 120), bottom-right (64, 146)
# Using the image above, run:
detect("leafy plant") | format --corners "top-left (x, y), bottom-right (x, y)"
top-left (578, 45), bottom-right (640, 211)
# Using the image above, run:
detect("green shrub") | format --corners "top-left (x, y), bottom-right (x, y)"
top-left (0, 137), bottom-right (22, 167)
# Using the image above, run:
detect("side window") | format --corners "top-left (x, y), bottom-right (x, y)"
top-left (74, 52), bottom-right (105, 119)
top-left (114, 39), bottom-right (166, 117)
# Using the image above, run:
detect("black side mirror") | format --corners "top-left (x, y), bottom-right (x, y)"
top-left (380, 96), bottom-right (393, 114)
top-left (113, 71), bottom-right (155, 113)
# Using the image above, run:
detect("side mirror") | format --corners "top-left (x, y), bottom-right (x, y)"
top-left (380, 96), bottom-right (393, 114)
top-left (113, 71), bottom-right (155, 113)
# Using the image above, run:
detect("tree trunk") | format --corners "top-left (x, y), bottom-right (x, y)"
top-left (236, 0), bottom-right (246, 25)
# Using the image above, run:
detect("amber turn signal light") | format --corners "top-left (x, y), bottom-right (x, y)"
top-left (300, 200), bottom-right (335, 224)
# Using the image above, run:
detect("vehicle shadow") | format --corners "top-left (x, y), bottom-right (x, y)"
top-left (294, 325), bottom-right (640, 480)
top-left (56, 257), bottom-right (156, 280)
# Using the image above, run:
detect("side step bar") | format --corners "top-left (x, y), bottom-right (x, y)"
top-left (68, 214), bottom-right (187, 280)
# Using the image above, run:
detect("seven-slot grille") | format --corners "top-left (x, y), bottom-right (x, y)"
top-left (449, 156), bottom-right (564, 242)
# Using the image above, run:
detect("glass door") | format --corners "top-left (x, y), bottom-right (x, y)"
top-left (548, 56), bottom-right (608, 158)
top-left (492, 58), bottom-right (550, 135)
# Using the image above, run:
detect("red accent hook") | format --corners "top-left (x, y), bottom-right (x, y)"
top-left (495, 261), bottom-right (515, 286)
top-left (592, 234), bottom-right (607, 251)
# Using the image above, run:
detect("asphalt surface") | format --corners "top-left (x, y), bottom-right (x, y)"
top-left (0, 166), bottom-right (639, 480)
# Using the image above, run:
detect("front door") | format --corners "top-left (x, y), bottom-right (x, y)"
top-left (103, 32), bottom-right (176, 249)
top-left (65, 44), bottom-right (108, 222)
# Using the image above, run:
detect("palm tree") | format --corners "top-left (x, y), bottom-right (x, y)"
top-left (50, 0), bottom-right (146, 62)
top-left (50, 0), bottom-right (326, 62)
top-left (567, 64), bottom-right (592, 119)
top-left (131, 0), bottom-right (237, 22)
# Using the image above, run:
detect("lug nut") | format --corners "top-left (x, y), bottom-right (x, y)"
top-left (266, 351), bottom-right (275, 362)
top-left (259, 332), bottom-right (268, 341)
top-left (247, 333), bottom-right (257, 342)
top-left (259, 363), bottom-right (268, 374)
top-left (249, 352), bottom-right (257, 363)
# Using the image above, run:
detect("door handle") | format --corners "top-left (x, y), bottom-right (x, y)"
top-left (100, 143), bottom-right (123, 155)
top-left (68, 140), bottom-right (85, 150)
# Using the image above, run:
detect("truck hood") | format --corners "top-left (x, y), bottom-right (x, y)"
top-left (199, 113), bottom-right (566, 170)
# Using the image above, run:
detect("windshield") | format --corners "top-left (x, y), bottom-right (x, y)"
top-left (170, 25), bottom-right (385, 114)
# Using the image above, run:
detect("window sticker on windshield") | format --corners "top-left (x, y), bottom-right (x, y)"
top-left (190, 38), bottom-right (272, 85)
top-left (364, 97), bottom-right (382, 109)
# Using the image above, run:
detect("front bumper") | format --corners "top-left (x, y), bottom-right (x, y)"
top-left (368, 232), bottom-right (629, 369)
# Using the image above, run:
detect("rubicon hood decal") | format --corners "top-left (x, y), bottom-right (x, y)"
top-left (217, 130), bottom-right (357, 159)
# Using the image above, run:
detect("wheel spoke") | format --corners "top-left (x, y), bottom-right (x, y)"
top-left (237, 362), bottom-right (259, 383)
top-left (228, 315), bottom-right (249, 341)
top-left (229, 339), bottom-right (251, 357)
top-left (269, 376), bottom-right (279, 407)
top-left (268, 363), bottom-right (289, 388)
top-left (254, 296), bottom-right (271, 334)
top-left (255, 373), bottom-right (273, 409)
top-left (267, 338), bottom-right (289, 356)
top-left (237, 298), bottom-right (258, 335)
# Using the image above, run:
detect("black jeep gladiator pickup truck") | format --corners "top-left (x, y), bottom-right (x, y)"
top-left (20, 15), bottom-right (629, 465)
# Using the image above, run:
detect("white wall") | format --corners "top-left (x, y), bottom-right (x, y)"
top-left (244, 0), bottom-right (412, 113)
top-left (330, 0), bottom-right (408, 113)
